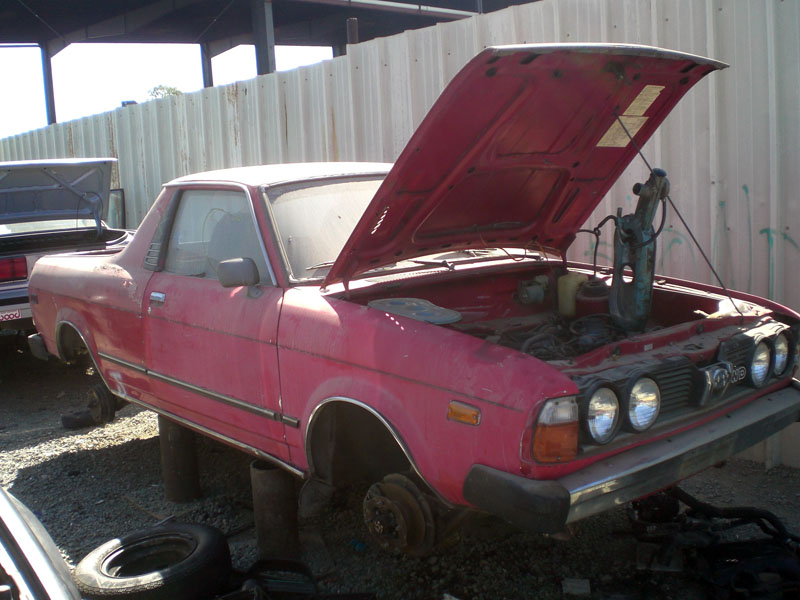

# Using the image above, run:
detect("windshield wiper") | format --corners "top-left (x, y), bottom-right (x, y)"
top-left (306, 260), bottom-right (335, 271)
top-left (409, 259), bottom-right (455, 271)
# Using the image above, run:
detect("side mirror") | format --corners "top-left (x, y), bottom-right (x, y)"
top-left (218, 258), bottom-right (259, 288)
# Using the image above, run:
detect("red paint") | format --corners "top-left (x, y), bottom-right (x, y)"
top-left (27, 45), bottom-right (799, 523)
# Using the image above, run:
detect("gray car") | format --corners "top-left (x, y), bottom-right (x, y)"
top-left (0, 486), bottom-right (81, 600)
top-left (0, 159), bottom-right (130, 332)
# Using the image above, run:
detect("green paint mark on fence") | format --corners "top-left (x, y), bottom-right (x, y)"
top-left (759, 228), bottom-right (800, 299)
top-left (742, 185), bottom-right (753, 291)
top-left (583, 239), bottom-right (611, 263)
top-left (660, 227), bottom-right (697, 274)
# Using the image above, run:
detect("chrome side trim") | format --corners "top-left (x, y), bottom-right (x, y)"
top-left (60, 323), bottom-right (300, 425)
top-left (148, 370), bottom-right (279, 421)
top-left (146, 404), bottom-right (305, 478)
top-left (57, 322), bottom-right (303, 478)
top-left (305, 396), bottom-right (451, 506)
top-left (281, 415), bottom-right (301, 427)
top-left (116, 389), bottom-right (302, 478)
top-left (97, 351), bottom-right (146, 373)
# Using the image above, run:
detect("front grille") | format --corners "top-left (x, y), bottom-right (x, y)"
top-left (718, 334), bottom-right (752, 367)
top-left (651, 358), bottom-right (699, 416)
top-left (574, 320), bottom-right (795, 455)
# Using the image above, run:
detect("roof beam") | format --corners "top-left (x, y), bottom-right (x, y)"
top-left (46, 0), bottom-right (209, 56)
top-left (285, 0), bottom-right (476, 20)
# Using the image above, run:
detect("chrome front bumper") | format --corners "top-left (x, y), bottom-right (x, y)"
top-left (463, 383), bottom-right (800, 533)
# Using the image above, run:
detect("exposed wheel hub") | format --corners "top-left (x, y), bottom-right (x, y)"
top-left (363, 473), bottom-right (435, 555)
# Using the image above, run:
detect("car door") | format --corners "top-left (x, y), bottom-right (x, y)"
top-left (143, 186), bottom-right (291, 461)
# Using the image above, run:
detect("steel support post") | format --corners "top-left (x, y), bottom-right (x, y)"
top-left (158, 415), bottom-right (201, 503)
top-left (39, 44), bottom-right (56, 125)
top-left (347, 18), bottom-right (359, 45)
top-left (250, 460), bottom-right (300, 559)
top-left (201, 43), bottom-right (214, 88)
top-left (251, 0), bottom-right (276, 75)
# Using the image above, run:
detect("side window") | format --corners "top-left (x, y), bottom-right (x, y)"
top-left (163, 189), bottom-right (270, 283)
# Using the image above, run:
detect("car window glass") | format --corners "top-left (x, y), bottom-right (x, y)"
top-left (163, 189), bottom-right (270, 283)
top-left (264, 176), bottom-right (383, 280)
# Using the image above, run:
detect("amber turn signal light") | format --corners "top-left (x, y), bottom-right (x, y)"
top-left (532, 397), bottom-right (578, 463)
top-left (447, 400), bottom-right (481, 426)
top-left (533, 422), bottom-right (578, 462)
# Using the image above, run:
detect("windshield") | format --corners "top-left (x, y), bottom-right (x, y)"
top-left (263, 175), bottom-right (385, 281)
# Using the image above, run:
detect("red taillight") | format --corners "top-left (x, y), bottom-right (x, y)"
top-left (0, 257), bottom-right (27, 282)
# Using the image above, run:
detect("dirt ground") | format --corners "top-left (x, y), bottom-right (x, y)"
top-left (2, 331), bottom-right (799, 599)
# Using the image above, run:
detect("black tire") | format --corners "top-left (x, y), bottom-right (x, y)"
top-left (73, 523), bottom-right (231, 600)
top-left (87, 383), bottom-right (117, 425)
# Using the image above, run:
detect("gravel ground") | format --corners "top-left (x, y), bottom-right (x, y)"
top-left (2, 331), bottom-right (799, 599)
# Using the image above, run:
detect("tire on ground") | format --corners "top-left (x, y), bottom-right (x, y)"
top-left (73, 522), bottom-right (231, 600)
top-left (87, 383), bottom-right (118, 424)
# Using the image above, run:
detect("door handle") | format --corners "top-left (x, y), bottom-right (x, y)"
top-left (149, 291), bottom-right (166, 305)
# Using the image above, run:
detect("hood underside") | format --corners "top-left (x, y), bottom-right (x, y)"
top-left (324, 44), bottom-right (726, 287)
top-left (0, 158), bottom-right (116, 231)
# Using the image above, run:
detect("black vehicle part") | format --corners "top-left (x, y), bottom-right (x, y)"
top-left (218, 559), bottom-right (377, 600)
top-left (61, 409), bottom-right (97, 430)
top-left (241, 560), bottom-right (316, 597)
top-left (668, 486), bottom-right (799, 544)
top-left (73, 522), bottom-right (231, 600)
top-left (629, 487), bottom-right (800, 598)
top-left (697, 539), bottom-right (800, 599)
top-left (87, 383), bottom-right (118, 425)
top-left (363, 473), bottom-right (436, 556)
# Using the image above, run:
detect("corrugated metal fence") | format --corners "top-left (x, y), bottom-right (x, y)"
top-left (2, 0), bottom-right (799, 464)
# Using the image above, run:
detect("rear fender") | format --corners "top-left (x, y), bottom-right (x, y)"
top-left (54, 310), bottom-right (96, 365)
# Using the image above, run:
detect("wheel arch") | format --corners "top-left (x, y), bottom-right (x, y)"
top-left (305, 397), bottom-right (433, 491)
top-left (55, 318), bottom-right (96, 366)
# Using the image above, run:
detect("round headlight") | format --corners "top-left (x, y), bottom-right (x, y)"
top-left (627, 377), bottom-right (661, 432)
top-left (586, 387), bottom-right (619, 444)
top-left (750, 341), bottom-right (772, 386)
top-left (774, 333), bottom-right (790, 376)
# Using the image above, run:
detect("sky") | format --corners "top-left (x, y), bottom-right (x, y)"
top-left (0, 43), bottom-right (332, 139)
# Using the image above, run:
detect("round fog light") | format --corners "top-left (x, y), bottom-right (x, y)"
top-left (774, 333), bottom-right (790, 376)
top-left (586, 387), bottom-right (619, 444)
top-left (750, 341), bottom-right (772, 387)
top-left (627, 377), bottom-right (661, 432)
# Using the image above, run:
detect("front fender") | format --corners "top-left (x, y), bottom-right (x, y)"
top-left (303, 377), bottom-right (437, 487)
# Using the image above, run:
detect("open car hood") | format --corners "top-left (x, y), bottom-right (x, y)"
top-left (0, 158), bottom-right (116, 233)
top-left (323, 44), bottom-right (726, 287)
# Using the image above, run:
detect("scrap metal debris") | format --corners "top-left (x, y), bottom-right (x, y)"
top-left (219, 558), bottom-right (376, 599)
top-left (629, 487), bottom-right (800, 598)
top-left (561, 577), bottom-right (592, 597)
